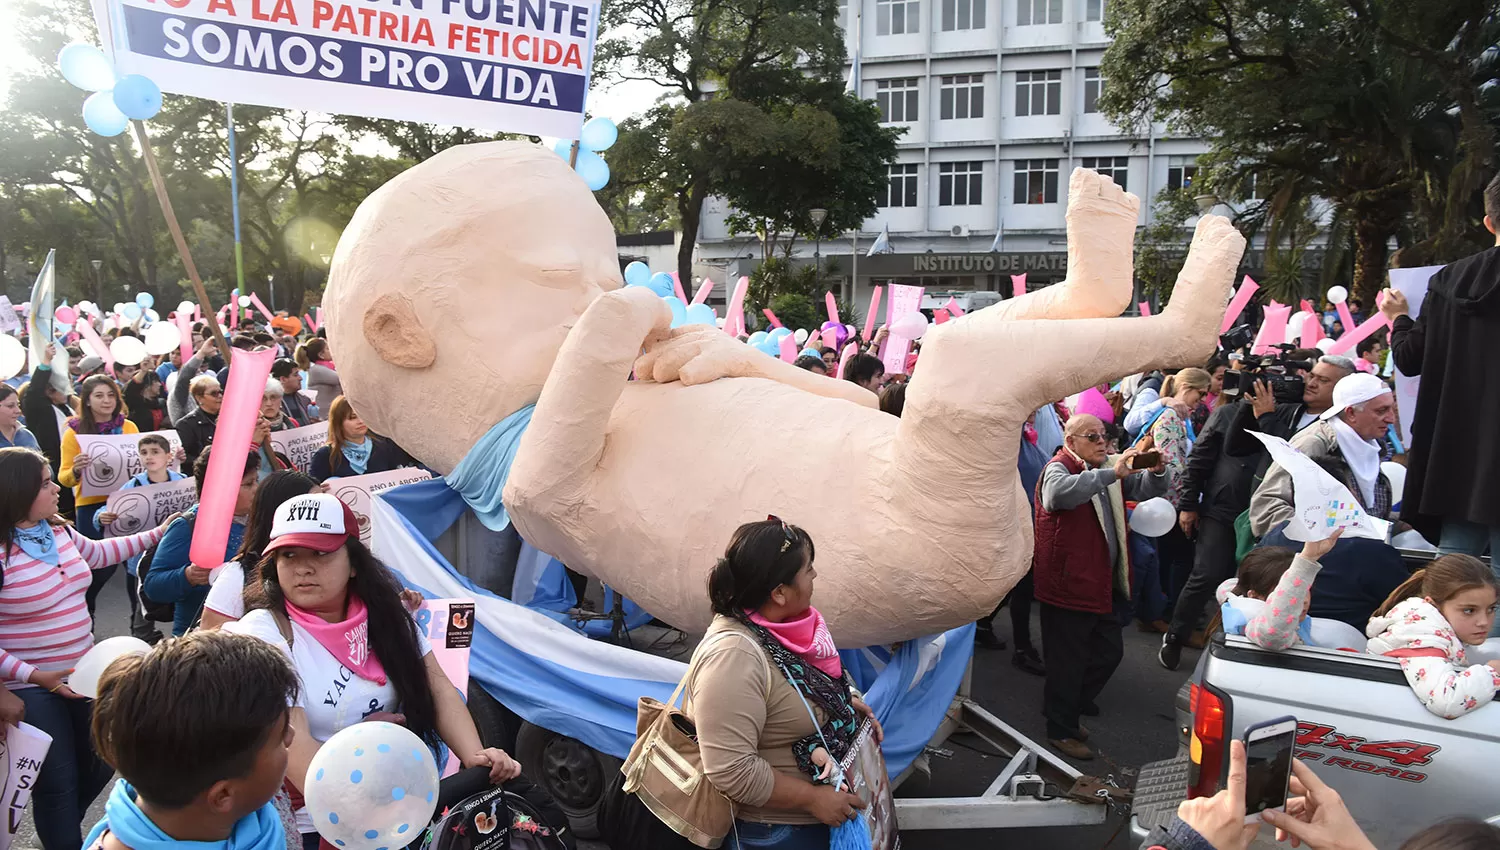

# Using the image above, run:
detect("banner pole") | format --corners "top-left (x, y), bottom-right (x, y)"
top-left (228, 103), bottom-right (247, 303)
top-left (131, 119), bottom-right (232, 362)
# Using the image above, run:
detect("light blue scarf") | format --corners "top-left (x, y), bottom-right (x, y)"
top-left (444, 404), bottom-right (535, 532)
top-left (13, 522), bottom-right (59, 566)
top-left (341, 436), bottom-right (372, 475)
top-left (84, 781), bottom-right (284, 850)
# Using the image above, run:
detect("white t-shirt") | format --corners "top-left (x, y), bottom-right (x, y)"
top-left (226, 607), bottom-right (433, 832)
top-left (203, 561), bottom-right (246, 620)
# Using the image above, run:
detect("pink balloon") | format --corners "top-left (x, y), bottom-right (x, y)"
top-left (54, 306), bottom-right (78, 324)
top-left (1074, 387), bottom-right (1116, 424)
top-left (189, 347), bottom-right (276, 569)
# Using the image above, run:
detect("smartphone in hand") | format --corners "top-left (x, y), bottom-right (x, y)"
top-left (1242, 716), bottom-right (1297, 824)
top-left (1131, 450), bottom-right (1162, 469)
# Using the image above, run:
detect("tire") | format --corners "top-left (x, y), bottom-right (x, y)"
top-left (467, 681), bottom-right (521, 753)
top-left (515, 721), bottom-right (621, 840)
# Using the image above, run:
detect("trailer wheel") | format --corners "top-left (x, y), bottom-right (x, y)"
top-left (467, 681), bottom-right (520, 753)
top-left (516, 721), bottom-right (620, 840)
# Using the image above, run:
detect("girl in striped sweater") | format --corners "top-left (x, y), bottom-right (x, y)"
top-left (0, 447), bottom-right (179, 850)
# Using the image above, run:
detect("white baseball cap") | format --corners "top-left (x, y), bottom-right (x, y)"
top-left (1319, 372), bottom-right (1393, 421)
top-left (263, 493), bottom-right (358, 555)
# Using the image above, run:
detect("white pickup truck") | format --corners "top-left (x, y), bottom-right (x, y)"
top-left (1131, 631), bottom-right (1500, 847)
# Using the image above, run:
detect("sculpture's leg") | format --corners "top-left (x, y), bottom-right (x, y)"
top-left (505, 287), bottom-right (670, 510)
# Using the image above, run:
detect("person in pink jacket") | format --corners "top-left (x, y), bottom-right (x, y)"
top-left (1365, 554), bottom-right (1500, 719)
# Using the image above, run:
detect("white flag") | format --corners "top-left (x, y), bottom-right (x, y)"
top-left (1246, 431), bottom-right (1390, 542)
top-left (26, 250), bottom-right (55, 374)
top-left (866, 224), bottom-right (892, 257)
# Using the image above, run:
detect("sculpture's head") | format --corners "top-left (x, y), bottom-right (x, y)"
top-left (324, 142), bottom-right (621, 474)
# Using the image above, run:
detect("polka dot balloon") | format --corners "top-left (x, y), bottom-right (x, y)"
top-left (304, 722), bottom-right (440, 850)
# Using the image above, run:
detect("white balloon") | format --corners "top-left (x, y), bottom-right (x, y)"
top-left (794, 328), bottom-right (809, 345)
top-left (143, 321), bottom-right (182, 356)
top-left (890, 311), bottom-right (929, 340)
top-left (110, 335), bottom-right (148, 366)
top-left (1381, 461), bottom-right (1406, 506)
top-left (1327, 285), bottom-right (1348, 305)
top-left (178, 300), bottom-right (196, 315)
top-left (0, 336), bottom-right (26, 380)
top-left (1315, 337), bottom-right (1336, 352)
top-left (1130, 497), bottom-right (1177, 538)
top-left (238, 295), bottom-right (252, 308)
top-left (143, 308), bottom-right (159, 324)
top-left (305, 722), bottom-right (440, 850)
top-left (69, 636), bottom-right (151, 699)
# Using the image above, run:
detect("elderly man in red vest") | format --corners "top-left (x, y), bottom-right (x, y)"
top-left (1034, 413), bottom-right (1166, 760)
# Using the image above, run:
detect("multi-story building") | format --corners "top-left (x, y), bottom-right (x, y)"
top-left (694, 0), bottom-right (1252, 311)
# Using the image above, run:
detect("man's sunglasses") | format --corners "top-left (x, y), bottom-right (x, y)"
top-left (1076, 432), bottom-right (1105, 443)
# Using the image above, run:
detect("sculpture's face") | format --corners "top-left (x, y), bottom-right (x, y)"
top-left (324, 143), bottom-right (622, 473)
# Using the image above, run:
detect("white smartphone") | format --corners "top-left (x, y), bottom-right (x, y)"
top-left (1242, 716), bottom-right (1297, 824)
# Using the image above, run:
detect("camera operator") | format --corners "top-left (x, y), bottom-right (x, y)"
top-left (1159, 353), bottom-right (1354, 670)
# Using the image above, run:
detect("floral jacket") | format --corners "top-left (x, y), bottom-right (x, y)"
top-left (1365, 597), bottom-right (1500, 719)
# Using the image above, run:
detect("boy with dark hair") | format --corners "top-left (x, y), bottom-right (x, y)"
top-left (98, 433), bottom-right (191, 643)
top-left (87, 630), bottom-right (299, 850)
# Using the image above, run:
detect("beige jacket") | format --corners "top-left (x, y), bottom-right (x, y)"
top-left (683, 615), bottom-right (826, 825)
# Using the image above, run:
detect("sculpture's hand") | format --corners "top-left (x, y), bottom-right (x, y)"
top-left (636, 327), bottom-right (758, 386)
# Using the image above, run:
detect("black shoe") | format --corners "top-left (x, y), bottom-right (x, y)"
top-left (1012, 647), bottom-right (1046, 676)
top-left (1159, 637), bottom-right (1183, 671)
top-left (975, 629), bottom-right (1008, 650)
top-left (1081, 701), bottom-right (1100, 717)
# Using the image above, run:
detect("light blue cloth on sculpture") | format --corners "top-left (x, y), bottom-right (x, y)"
top-left (444, 404), bottom-right (536, 531)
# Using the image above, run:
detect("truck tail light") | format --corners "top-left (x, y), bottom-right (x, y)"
top-left (1187, 681), bottom-right (1229, 799)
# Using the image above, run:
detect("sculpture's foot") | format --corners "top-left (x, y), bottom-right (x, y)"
top-left (1163, 214), bottom-right (1245, 339)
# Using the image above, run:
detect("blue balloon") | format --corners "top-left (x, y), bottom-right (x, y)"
top-left (769, 327), bottom-right (793, 341)
top-left (747, 331), bottom-right (769, 347)
top-left (134, 292), bottom-right (154, 309)
top-left (122, 303), bottom-right (142, 320)
top-left (58, 43), bottom-right (116, 92)
top-left (756, 337), bottom-right (782, 357)
top-left (580, 117), bottom-right (618, 152)
top-left (83, 91), bottom-right (128, 137)
top-left (112, 74), bottom-right (162, 121)
top-left (646, 273), bottom-right (675, 298)
top-left (624, 261), bottom-right (651, 287)
top-left (684, 303), bottom-right (716, 326)
top-left (800, 347), bottom-right (822, 359)
top-left (552, 138), bottom-right (575, 159)
top-left (662, 296), bottom-right (687, 328)
top-left (574, 149), bottom-right (610, 191)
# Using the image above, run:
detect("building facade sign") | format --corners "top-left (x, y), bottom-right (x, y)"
top-left (911, 253), bottom-right (1069, 274)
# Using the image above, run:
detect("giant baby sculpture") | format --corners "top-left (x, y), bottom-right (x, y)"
top-left (325, 142), bottom-right (1245, 646)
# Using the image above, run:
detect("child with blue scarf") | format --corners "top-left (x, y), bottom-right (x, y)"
top-left (85, 630), bottom-right (301, 850)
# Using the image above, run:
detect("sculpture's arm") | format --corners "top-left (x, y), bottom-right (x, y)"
top-left (635, 326), bottom-right (878, 409)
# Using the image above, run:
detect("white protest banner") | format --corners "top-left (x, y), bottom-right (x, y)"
top-left (269, 422), bottom-right (325, 472)
top-left (413, 598), bottom-right (474, 776)
top-left (75, 430), bottom-right (184, 498)
top-left (0, 298), bottom-right (20, 336)
top-left (102, 478), bottom-right (199, 537)
top-left (1246, 431), bottom-right (1390, 542)
top-left (880, 283), bottom-right (924, 376)
top-left (0, 722), bottom-right (53, 850)
top-left (92, 0), bottom-right (599, 139)
top-left (329, 467), bottom-right (435, 544)
top-left (1388, 265), bottom-right (1443, 447)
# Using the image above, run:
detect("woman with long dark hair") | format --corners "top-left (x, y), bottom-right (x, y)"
top-left (122, 369), bottom-right (167, 433)
top-left (0, 447), bottom-right (177, 850)
top-left (0, 385), bottom-right (39, 450)
top-left (56, 375), bottom-right (137, 618)
top-left (226, 493), bottom-right (525, 849)
top-left (199, 469), bottom-right (320, 630)
top-left (308, 396), bottom-right (412, 482)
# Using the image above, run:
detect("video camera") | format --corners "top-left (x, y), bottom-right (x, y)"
top-left (1218, 327), bottom-right (1312, 405)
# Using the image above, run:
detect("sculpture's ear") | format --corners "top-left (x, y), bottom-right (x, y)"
top-left (363, 293), bottom-right (436, 369)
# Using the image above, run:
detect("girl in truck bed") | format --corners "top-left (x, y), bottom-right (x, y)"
top-left (1365, 554), bottom-right (1500, 719)
top-left (1215, 530), bottom-right (1368, 651)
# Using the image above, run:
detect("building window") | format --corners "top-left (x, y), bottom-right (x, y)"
top-left (1017, 0), bottom-right (1062, 25)
top-left (1085, 0), bottom-right (1103, 21)
top-left (1013, 159), bottom-right (1059, 204)
top-left (1080, 156), bottom-right (1128, 190)
top-left (877, 0), bottom-right (920, 34)
top-left (1015, 70), bottom-right (1061, 116)
top-left (1242, 172), bottom-right (1264, 201)
top-left (938, 162), bottom-right (983, 206)
top-left (1083, 67), bottom-right (1102, 113)
top-left (875, 78), bottom-right (920, 123)
top-left (941, 0), bottom-right (986, 30)
top-left (940, 75), bottom-right (984, 120)
top-left (884, 164), bottom-right (919, 207)
top-left (1167, 156), bottom-right (1199, 191)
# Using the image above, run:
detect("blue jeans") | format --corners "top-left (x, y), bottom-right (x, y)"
top-left (17, 688), bottom-right (114, 850)
top-left (1439, 520), bottom-right (1500, 635)
top-left (724, 820), bottom-right (831, 849)
top-left (1129, 530), bottom-right (1168, 625)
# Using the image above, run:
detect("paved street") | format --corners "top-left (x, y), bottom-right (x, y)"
top-left (19, 576), bottom-right (1204, 850)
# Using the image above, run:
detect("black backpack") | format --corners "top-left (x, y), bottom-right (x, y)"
top-left (423, 783), bottom-right (570, 850)
top-left (136, 515), bottom-right (196, 623)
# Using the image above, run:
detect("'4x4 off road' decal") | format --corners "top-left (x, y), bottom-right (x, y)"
top-left (1294, 722), bottom-right (1438, 783)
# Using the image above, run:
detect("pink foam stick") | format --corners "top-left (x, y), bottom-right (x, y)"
top-left (248, 292), bottom-right (275, 322)
top-left (1336, 301), bottom-right (1355, 334)
top-left (778, 333), bottom-right (798, 363)
top-left (934, 308), bottom-right (951, 325)
top-left (176, 309), bottom-right (193, 363)
top-left (1301, 314), bottom-right (1323, 346)
top-left (824, 292), bottom-right (840, 325)
top-left (1326, 314), bottom-right (1389, 357)
top-left (724, 276), bottom-right (750, 337)
top-left (943, 297), bottom-right (966, 317)
top-left (862, 287), bottom-right (883, 340)
top-left (670, 272), bottom-right (688, 305)
top-left (762, 308), bottom-right (783, 329)
top-left (228, 297), bottom-right (238, 329)
top-left (1011, 274), bottom-right (1027, 296)
top-left (315, 307), bottom-right (323, 328)
top-left (836, 342), bottom-right (857, 379)
top-left (1221, 276), bottom-right (1260, 334)
top-left (1300, 299), bottom-right (1315, 315)
top-left (190, 347), bottom-right (275, 569)
top-left (194, 304), bottom-right (202, 322)
top-left (691, 278), bottom-right (714, 305)
top-left (303, 313), bottom-right (317, 332)
top-left (1138, 302), bottom-right (1152, 317)
top-left (76, 319), bottom-right (114, 370)
top-left (1252, 304), bottom-right (1291, 354)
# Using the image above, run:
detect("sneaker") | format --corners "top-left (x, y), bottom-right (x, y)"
top-left (1159, 637), bottom-right (1183, 671)
top-left (975, 629), bottom-right (1008, 651)
top-left (1011, 647), bottom-right (1046, 677)
top-left (1048, 737), bottom-right (1094, 760)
